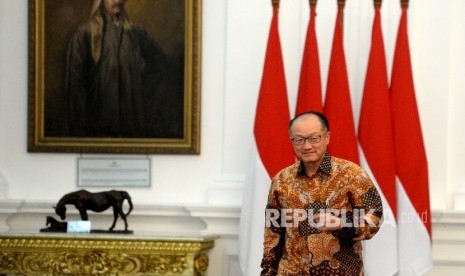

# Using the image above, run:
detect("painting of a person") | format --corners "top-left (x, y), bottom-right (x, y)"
top-left (66, 0), bottom-right (167, 138)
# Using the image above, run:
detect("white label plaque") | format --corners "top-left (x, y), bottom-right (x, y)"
top-left (78, 158), bottom-right (151, 187)
top-left (67, 220), bottom-right (91, 233)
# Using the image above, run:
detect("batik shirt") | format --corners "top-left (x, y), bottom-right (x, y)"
top-left (261, 153), bottom-right (383, 276)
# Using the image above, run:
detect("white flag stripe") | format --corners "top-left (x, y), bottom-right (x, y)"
top-left (239, 145), bottom-right (270, 276)
top-left (397, 180), bottom-right (433, 276)
top-left (359, 148), bottom-right (399, 276)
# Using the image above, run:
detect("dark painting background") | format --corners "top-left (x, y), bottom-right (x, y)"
top-left (43, 0), bottom-right (185, 138)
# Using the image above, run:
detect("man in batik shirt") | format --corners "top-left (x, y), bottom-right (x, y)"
top-left (261, 111), bottom-right (383, 276)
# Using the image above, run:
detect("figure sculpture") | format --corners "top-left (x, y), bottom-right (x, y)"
top-left (40, 216), bottom-right (67, 232)
top-left (54, 189), bottom-right (133, 232)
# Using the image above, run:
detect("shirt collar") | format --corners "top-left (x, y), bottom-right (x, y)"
top-left (297, 152), bottom-right (332, 177)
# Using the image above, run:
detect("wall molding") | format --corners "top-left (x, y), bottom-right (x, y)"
top-left (1, 202), bottom-right (465, 276)
top-left (429, 210), bottom-right (465, 275)
top-left (0, 200), bottom-right (242, 276)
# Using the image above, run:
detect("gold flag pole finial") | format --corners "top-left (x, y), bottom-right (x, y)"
top-left (374, 0), bottom-right (382, 8)
top-left (310, 0), bottom-right (318, 6)
top-left (401, 0), bottom-right (409, 8)
top-left (337, 0), bottom-right (346, 29)
top-left (272, 0), bottom-right (280, 7)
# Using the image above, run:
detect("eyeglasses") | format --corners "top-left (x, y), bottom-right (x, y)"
top-left (291, 134), bottom-right (325, 146)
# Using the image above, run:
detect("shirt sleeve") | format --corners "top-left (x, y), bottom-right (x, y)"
top-left (350, 169), bottom-right (384, 240)
top-left (260, 180), bottom-right (285, 276)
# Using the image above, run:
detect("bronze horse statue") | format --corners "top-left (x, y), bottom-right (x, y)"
top-left (40, 216), bottom-right (68, 232)
top-left (54, 190), bottom-right (133, 231)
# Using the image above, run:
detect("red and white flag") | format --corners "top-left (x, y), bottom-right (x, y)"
top-left (358, 2), bottom-right (398, 275)
top-left (295, 0), bottom-right (322, 115)
top-left (239, 1), bottom-right (295, 275)
top-left (391, 2), bottom-right (432, 275)
top-left (323, 1), bottom-right (359, 164)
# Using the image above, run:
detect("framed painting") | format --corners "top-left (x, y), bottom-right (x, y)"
top-left (27, 0), bottom-right (201, 154)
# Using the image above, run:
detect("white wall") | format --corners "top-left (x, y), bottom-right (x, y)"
top-left (1, 0), bottom-right (465, 274)
top-left (0, 0), bottom-right (460, 208)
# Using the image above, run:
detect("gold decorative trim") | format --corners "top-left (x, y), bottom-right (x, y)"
top-left (27, 0), bottom-right (202, 154)
top-left (0, 235), bottom-right (214, 276)
top-left (194, 253), bottom-right (209, 274)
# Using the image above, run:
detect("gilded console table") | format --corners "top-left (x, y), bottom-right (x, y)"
top-left (0, 233), bottom-right (215, 276)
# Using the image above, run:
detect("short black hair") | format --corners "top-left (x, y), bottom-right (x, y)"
top-left (288, 111), bottom-right (329, 132)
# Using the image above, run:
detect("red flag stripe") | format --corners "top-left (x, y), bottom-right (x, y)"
top-left (254, 1), bottom-right (295, 178)
top-left (391, 7), bottom-right (431, 236)
top-left (323, 2), bottom-right (359, 164)
top-left (295, 1), bottom-right (323, 115)
top-left (358, 5), bottom-right (397, 217)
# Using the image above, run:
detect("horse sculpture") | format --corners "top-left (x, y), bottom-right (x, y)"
top-left (39, 216), bottom-right (68, 232)
top-left (54, 190), bottom-right (133, 231)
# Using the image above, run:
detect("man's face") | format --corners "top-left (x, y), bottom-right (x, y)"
top-left (103, 0), bottom-right (127, 18)
top-left (290, 115), bottom-right (330, 164)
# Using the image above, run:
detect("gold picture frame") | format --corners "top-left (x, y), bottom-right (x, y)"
top-left (28, 0), bottom-right (201, 154)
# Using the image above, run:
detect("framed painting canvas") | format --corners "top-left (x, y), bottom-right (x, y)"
top-left (28, 0), bottom-right (201, 154)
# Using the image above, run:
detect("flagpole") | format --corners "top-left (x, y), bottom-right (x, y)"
top-left (338, 0), bottom-right (345, 31)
